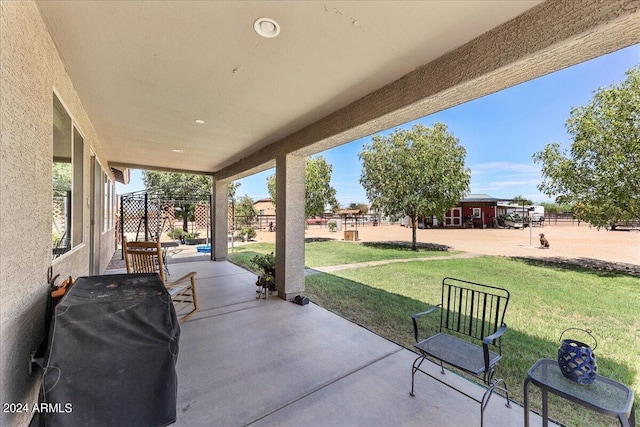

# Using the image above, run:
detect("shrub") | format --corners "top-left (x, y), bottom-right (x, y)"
top-left (328, 221), bottom-right (337, 232)
top-left (250, 252), bottom-right (275, 274)
top-left (167, 228), bottom-right (200, 241)
top-left (167, 227), bottom-right (184, 239)
top-left (240, 227), bottom-right (256, 241)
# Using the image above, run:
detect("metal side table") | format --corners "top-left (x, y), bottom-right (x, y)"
top-left (524, 358), bottom-right (635, 427)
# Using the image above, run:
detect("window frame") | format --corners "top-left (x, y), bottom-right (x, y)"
top-left (103, 170), bottom-right (115, 232)
top-left (52, 91), bottom-right (85, 259)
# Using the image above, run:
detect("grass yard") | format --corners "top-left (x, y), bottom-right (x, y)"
top-left (305, 256), bottom-right (640, 427)
top-left (228, 240), bottom-right (459, 272)
top-left (229, 241), bottom-right (639, 426)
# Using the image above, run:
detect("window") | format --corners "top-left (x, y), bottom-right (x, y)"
top-left (52, 93), bottom-right (83, 258)
top-left (472, 208), bottom-right (481, 218)
top-left (72, 127), bottom-right (84, 245)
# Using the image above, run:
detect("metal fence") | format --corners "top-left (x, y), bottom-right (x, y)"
top-left (543, 212), bottom-right (579, 225)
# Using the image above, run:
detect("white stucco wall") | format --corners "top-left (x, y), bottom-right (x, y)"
top-left (0, 2), bottom-right (116, 425)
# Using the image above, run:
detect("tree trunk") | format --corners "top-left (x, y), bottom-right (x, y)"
top-left (182, 205), bottom-right (188, 232)
top-left (411, 215), bottom-right (417, 251)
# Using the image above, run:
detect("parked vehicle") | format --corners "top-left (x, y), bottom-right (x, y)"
top-left (529, 214), bottom-right (545, 227)
top-left (503, 214), bottom-right (523, 229)
top-left (306, 217), bottom-right (328, 225)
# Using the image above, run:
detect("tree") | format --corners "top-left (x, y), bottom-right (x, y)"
top-left (141, 171), bottom-right (211, 230)
top-left (227, 181), bottom-right (241, 234)
top-left (52, 162), bottom-right (72, 199)
top-left (348, 202), bottom-right (369, 214)
top-left (533, 66), bottom-right (640, 228)
top-left (228, 181), bottom-right (241, 202)
top-left (511, 195), bottom-right (533, 205)
top-left (540, 202), bottom-right (572, 215)
top-left (266, 156), bottom-right (338, 218)
top-left (236, 195), bottom-right (257, 226)
top-left (359, 123), bottom-right (470, 250)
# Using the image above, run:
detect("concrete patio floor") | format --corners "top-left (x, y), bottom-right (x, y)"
top-left (110, 259), bottom-right (550, 426)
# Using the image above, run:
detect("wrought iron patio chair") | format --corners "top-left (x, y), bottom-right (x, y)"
top-left (410, 277), bottom-right (511, 426)
top-left (123, 236), bottom-right (198, 323)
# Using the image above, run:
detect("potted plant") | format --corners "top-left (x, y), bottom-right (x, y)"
top-left (250, 252), bottom-right (276, 294)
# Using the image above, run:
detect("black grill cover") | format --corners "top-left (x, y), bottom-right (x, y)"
top-left (41, 273), bottom-right (180, 426)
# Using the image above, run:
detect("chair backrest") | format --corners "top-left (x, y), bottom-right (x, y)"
top-left (123, 236), bottom-right (166, 283)
top-left (439, 277), bottom-right (510, 353)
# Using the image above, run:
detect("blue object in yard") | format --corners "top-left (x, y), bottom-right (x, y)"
top-left (196, 244), bottom-right (211, 253)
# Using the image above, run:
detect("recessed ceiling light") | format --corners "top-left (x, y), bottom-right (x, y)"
top-left (254, 18), bottom-right (280, 38)
top-left (172, 149), bottom-right (184, 153)
top-left (195, 119), bottom-right (205, 124)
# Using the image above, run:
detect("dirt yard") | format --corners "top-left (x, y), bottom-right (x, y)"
top-left (254, 223), bottom-right (640, 275)
top-left (109, 222), bottom-right (640, 275)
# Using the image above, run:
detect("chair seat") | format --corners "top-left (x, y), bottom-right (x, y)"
top-left (167, 284), bottom-right (190, 295)
top-left (414, 333), bottom-right (501, 375)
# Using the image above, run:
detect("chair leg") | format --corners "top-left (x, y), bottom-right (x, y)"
top-left (191, 278), bottom-right (198, 311)
top-left (176, 280), bottom-right (198, 324)
top-left (480, 377), bottom-right (511, 427)
top-left (410, 355), bottom-right (425, 397)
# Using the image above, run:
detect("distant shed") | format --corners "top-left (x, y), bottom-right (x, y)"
top-left (445, 194), bottom-right (508, 228)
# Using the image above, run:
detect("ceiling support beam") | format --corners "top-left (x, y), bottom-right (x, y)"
top-left (108, 162), bottom-right (215, 176)
top-left (274, 153), bottom-right (306, 300)
top-left (214, 0), bottom-right (640, 182)
top-left (212, 179), bottom-right (229, 261)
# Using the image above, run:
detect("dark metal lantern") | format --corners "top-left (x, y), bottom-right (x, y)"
top-left (558, 328), bottom-right (597, 385)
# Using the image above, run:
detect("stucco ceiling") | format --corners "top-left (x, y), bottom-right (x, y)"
top-left (37, 1), bottom-right (541, 176)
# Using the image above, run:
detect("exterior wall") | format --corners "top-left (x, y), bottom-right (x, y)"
top-left (253, 199), bottom-right (275, 216)
top-left (460, 203), bottom-right (498, 228)
top-left (0, 2), bottom-right (116, 425)
top-left (443, 203), bottom-right (497, 228)
top-left (100, 229), bottom-right (116, 272)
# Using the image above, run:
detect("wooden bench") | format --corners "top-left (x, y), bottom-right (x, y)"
top-left (410, 277), bottom-right (511, 426)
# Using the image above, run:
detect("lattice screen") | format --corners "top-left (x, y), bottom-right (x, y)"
top-left (195, 204), bottom-right (210, 229)
top-left (120, 192), bottom-right (210, 242)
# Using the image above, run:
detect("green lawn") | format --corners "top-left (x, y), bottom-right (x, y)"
top-left (305, 256), bottom-right (640, 427)
top-left (228, 240), bottom-right (459, 271)
top-left (229, 241), bottom-right (639, 426)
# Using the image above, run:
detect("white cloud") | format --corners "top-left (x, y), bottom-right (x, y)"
top-left (471, 161), bottom-right (540, 175)
top-left (468, 161), bottom-right (548, 200)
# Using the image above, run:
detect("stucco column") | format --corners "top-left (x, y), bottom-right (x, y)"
top-left (212, 179), bottom-right (229, 261)
top-left (275, 153), bottom-right (305, 300)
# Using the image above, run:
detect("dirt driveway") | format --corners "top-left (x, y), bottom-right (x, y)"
top-left (255, 223), bottom-right (640, 274)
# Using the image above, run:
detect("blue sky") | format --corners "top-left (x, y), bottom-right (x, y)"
top-left (119, 44), bottom-right (639, 204)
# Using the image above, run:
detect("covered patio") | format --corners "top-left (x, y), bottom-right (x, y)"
top-left (3, 1), bottom-right (639, 426)
top-left (107, 259), bottom-right (549, 426)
